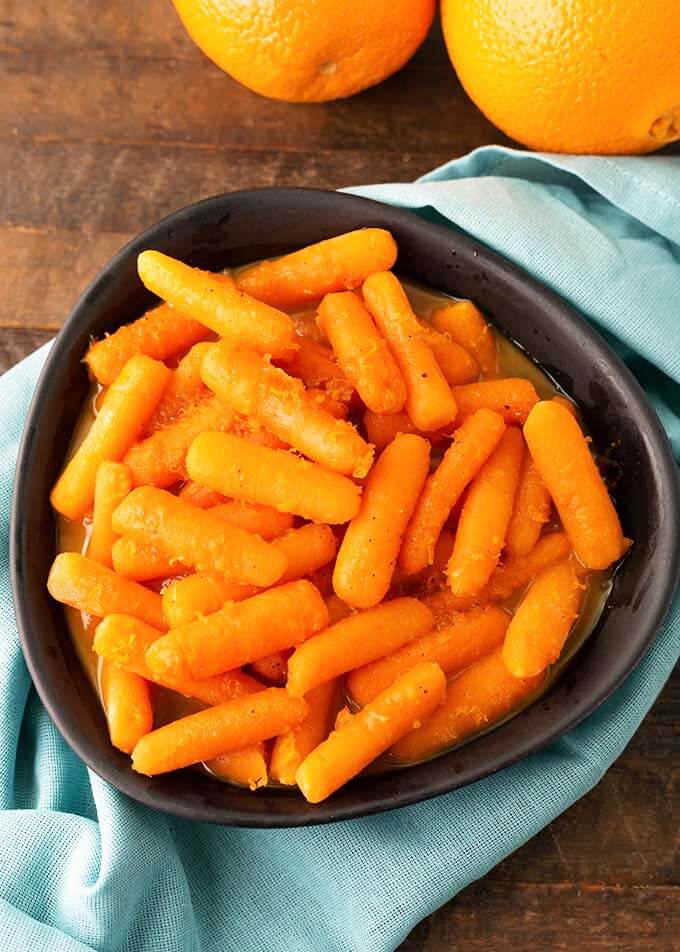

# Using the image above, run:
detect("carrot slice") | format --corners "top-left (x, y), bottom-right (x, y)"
top-left (296, 662), bottom-right (446, 803)
top-left (524, 400), bottom-right (626, 569)
top-left (333, 434), bottom-right (430, 609)
top-left (132, 688), bottom-right (308, 776)
top-left (235, 228), bottom-right (398, 308)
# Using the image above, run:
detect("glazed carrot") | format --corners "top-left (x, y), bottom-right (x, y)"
top-left (250, 651), bottom-right (291, 686)
top-left (447, 428), bottom-right (525, 596)
top-left (84, 303), bottom-right (211, 386)
top-left (505, 453), bottom-right (552, 557)
top-left (347, 605), bottom-right (509, 707)
top-left (93, 613), bottom-right (263, 705)
top-left (111, 537), bottom-right (187, 582)
top-left (88, 462), bottom-right (132, 568)
top-left (100, 661), bottom-right (153, 754)
top-left (274, 524), bottom-right (338, 583)
top-left (186, 432), bottom-right (361, 524)
top-left (47, 552), bottom-right (166, 630)
top-left (431, 301), bottom-right (497, 375)
top-left (51, 355), bottom-right (171, 520)
top-left (111, 486), bottom-right (287, 586)
top-left (146, 580), bottom-right (330, 681)
top-left (417, 320), bottom-right (479, 386)
top-left (278, 337), bottom-right (353, 402)
top-left (145, 341), bottom-right (214, 431)
top-left (132, 688), bottom-right (308, 776)
top-left (286, 597), bottom-right (434, 698)
top-left (296, 662), bottom-right (446, 803)
top-left (363, 409), bottom-right (418, 452)
top-left (230, 413), bottom-right (287, 450)
top-left (502, 561), bottom-right (584, 678)
top-left (137, 251), bottom-right (297, 359)
top-left (162, 574), bottom-right (257, 628)
top-left (317, 291), bottom-right (407, 414)
top-left (201, 343), bottom-right (373, 477)
top-left (235, 228), bottom-right (398, 308)
top-left (210, 500), bottom-right (293, 540)
top-left (399, 409), bottom-right (506, 576)
top-left (362, 272), bottom-right (458, 431)
top-left (207, 746), bottom-right (269, 790)
top-left (333, 434), bottom-right (430, 609)
top-left (524, 401), bottom-right (626, 569)
top-left (124, 395), bottom-right (233, 489)
top-left (390, 651), bottom-right (544, 763)
top-left (450, 379), bottom-right (539, 426)
top-left (487, 531), bottom-right (572, 601)
top-left (178, 480), bottom-right (226, 509)
top-left (325, 593), bottom-right (353, 624)
top-left (270, 680), bottom-right (338, 786)
top-left (306, 387), bottom-right (348, 419)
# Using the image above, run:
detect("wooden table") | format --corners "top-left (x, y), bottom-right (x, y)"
top-left (1, 4), bottom-right (678, 949)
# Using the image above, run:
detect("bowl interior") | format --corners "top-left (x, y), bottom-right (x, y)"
top-left (11, 187), bottom-right (680, 827)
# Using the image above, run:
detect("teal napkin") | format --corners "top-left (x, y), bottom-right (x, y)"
top-left (2, 147), bottom-right (679, 952)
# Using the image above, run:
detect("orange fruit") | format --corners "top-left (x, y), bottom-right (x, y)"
top-left (172, 0), bottom-right (436, 103)
top-left (441, 0), bottom-right (680, 154)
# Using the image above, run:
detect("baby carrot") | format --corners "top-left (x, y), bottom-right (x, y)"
top-left (274, 524), bottom-right (338, 583)
top-left (111, 537), bottom-right (187, 582)
top-left (447, 428), bottom-right (525, 596)
top-left (286, 597), bottom-right (434, 698)
top-left (363, 409), bottom-right (418, 452)
top-left (137, 251), bottom-right (297, 359)
top-left (317, 291), bottom-right (407, 414)
top-left (278, 337), bottom-right (353, 402)
top-left (186, 432), bottom-right (361, 524)
top-left (487, 530), bottom-right (572, 601)
top-left (111, 486), bottom-right (288, 587)
top-left (124, 394), bottom-right (233, 489)
top-left (178, 480), bottom-right (226, 509)
top-left (84, 303), bottom-right (211, 386)
top-left (201, 343), bottom-right (373, 478)
top-left (270, 680), bottom-right (338, 785)
top-left (145, 341), bottom-right (214, 432)
top-left (210, 500), bottom-right (293, 540)
top-left (207, 746), bottom-right (269, 791)
top-left (363, 271), bottom-right (458, 431)
top-left (235, 228), bottom-right (398, 308)
top-left (296, 662), bottom-right (446, 803)
top-left (505, 452), bottom-right (552, 557)
top-left (390, 650), bottom-right (544, 763)
top-left (132, 688), bottom-right (308, 776)
top-left (450, 379), bottom-right (539, 426)
top-left (100, 661), bottom-right (153, 754)
top-left (47, 552), bottom-right (166, 630)
top-left (250, 651), bottom-right (291, 686)
top-left (524, 401), bottom-right (626, 569)
top-left (502, 561), bottom-right (584, 678)
top-left (146, 580), bottom-right (330, 681)
top-left (333, 434), bottom-right (430, 609)
top-left (162, 574), bottom-right (257, 628)
top-left (417, 320), bottom-right (479, 386)
top-left (399, 409), bottom-right (506, 576)
top-left (347, 604), bottom-right (509, 707)
top-left (88, 461), bottom-right (132, 568)
top-left (51, 355), bottom-right (171, 520)
top-left (93, 613), bottom-right (262, 704)
top-left (431, 301), bottom-right (498, 375)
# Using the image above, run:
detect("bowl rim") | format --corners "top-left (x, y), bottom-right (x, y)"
top-left (10, 186), bottom-right (680, 827)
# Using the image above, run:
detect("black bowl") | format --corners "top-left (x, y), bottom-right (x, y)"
top-left (11, 187), bottom-right (680, 827)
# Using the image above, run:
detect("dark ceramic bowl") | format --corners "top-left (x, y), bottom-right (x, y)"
top-left (11, 188), bottom-right (680, 827)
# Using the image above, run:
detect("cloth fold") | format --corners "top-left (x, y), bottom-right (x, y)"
top-left (1, 147), bottom-right (678, 951)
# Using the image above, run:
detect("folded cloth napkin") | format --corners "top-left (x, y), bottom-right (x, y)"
top-left (1, 147), bottom-right (679, 952)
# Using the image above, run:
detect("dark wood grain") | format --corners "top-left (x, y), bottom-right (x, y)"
top-left (1, 2), bottom-right (677, 948)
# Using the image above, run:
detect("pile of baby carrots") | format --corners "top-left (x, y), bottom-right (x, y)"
top-left (47, 227), bottom-right (628, 804)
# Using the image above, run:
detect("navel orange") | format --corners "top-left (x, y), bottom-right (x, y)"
top-left (171, 0), bottom-right (436, 103)
top-left (441, 0), bottom-right (680, 154)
